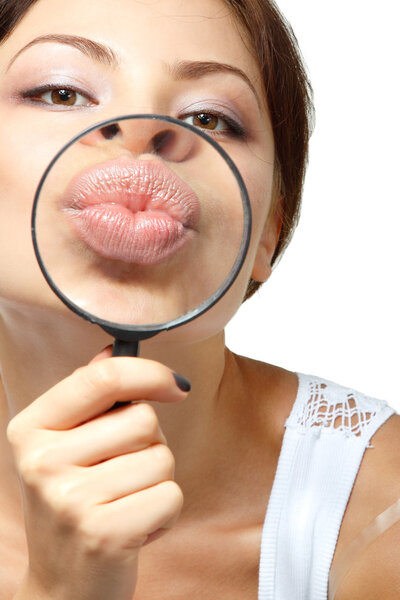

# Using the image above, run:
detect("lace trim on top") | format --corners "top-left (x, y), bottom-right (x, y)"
top-left (286, 377), bottom-right (389, 442)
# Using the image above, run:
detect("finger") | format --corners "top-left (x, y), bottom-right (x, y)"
top-left (83, 481), bottom-right (184, 551)
top-left (15, 358), bottom-right (189, 430)
top-left (60, 444), bottom-right (175, 504)
top-left (44, 402), bottom-right (167, 466)
top-left (89, 346), bottom-right (113, 364)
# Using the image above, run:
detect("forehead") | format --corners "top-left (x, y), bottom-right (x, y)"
top-left (1, 0), bottom-right (260, 77)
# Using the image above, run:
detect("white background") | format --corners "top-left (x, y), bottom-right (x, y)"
top-left (225, 0), bottom-right (400, 411)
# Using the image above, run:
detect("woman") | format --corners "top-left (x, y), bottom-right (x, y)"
top-left (0, 1), bottom-right (399, 599)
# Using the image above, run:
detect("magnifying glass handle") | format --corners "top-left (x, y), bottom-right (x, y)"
top-left (111, 338), bottom-right (140, 409)
top-left (112, 339), bottom-right (140, 357)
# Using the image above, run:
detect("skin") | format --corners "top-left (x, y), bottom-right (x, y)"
top-left (0, 1), bottom-right (398, 599)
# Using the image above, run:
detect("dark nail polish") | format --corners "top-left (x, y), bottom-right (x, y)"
top-left (173, 373), bottom-right (191, 392)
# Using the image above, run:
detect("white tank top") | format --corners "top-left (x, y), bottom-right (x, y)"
top-left (258, 372), bottom-right (396, 600)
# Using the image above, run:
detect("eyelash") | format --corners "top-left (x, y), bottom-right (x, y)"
top-left (179, 110), bottom-right (246, 140)
top-left (20, 83), bottom-right (97, 108)
top-left (19, 85), bottom-right (246, 139)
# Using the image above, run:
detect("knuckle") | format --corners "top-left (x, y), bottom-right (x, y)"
top-left (77, 512), bottom-right (131, 557)
top-left (152, 444), bottom-right (175, 476)
top-left (134, 403), bottom-right (159, 435)
top-left (47, 495), bottom-right (81, 528)
top-left (83, 361), bottom-right (121, 394)
top-left (47, 479), bottom-right (84, 523)
top-left (35, 475), bottom-right (92, 530)
top-left (18, 449), bottom-right (53, 486)
top-left (6, 416), bottom-right (25, 447)
top-left (161, 480), bottom-right (184, 512)
top-left (76, 517), bottom-right (106, 554)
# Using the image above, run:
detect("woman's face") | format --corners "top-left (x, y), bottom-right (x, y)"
top-left (0, 0), bottom-right (277, 336)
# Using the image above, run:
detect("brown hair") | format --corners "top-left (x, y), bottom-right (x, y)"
top-left (0, 0), bottom-right (38, 41)
top-left (1, 0), bottom-right (314, 300)
top-left (222, 0), bottom-right (314, 298)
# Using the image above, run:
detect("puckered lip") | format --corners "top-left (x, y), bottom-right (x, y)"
top-left (59, 155), bottom-right (201, 229)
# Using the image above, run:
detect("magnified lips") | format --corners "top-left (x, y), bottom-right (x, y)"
top-left (60, 156), bottom-right (201, 265)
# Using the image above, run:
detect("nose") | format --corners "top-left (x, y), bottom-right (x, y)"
top-left (81, 117), bottom-right (198, 162)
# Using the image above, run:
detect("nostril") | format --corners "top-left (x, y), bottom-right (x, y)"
top-left (151, 129), bottom-right (175, 153)
top-left (100, 123), bottom-right (121, 140)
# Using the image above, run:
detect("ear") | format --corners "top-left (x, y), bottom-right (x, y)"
top-left (251, 197), bottom-right (283, 283)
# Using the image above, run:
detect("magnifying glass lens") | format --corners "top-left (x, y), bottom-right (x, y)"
top-left (32, 116), bottom-right (250, 347)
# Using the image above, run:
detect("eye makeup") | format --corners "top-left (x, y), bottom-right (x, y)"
top-left (176, 97), bottom-right (249, 142)
top-left (3, 41), bottom-right (258, 144)
top-left (2, 43), bottom-right (112, 109)
top-left (20, 82), bottom-right (97, 108)
top-left (180, 104), bottom-right (246, 137)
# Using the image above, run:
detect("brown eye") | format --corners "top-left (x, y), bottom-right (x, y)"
top-left (192, 113), bottom-right (219, 130)
top-left (51, 89), bottom-right (77, 105)
top-left (180, 111), bottom-right (244, 139)
top-left (22, 86), bottom-right (94, 108)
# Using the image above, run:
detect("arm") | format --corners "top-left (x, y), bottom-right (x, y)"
top-left (333, 415), bottom-right (400, 600)
top-left (333, 514), bottom-right (400, 599)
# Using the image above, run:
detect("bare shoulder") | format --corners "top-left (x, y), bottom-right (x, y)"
top-left (334, 413), bottom-right (400, 599)
top-left (228, 352), bottom-right (299, 446)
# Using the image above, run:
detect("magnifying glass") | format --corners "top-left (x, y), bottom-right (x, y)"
top-left (32, 115), bottom-right (251, 357)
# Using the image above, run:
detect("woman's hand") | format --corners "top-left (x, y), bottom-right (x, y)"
top-left (7, 352), bottom-right (188, 600)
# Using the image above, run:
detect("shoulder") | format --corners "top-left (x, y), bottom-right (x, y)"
top-left (228, 353), bottom-right (299, 446)
top-left (334, 412), bottom-right (400, 599)
top-left (236, 361), bottom-right (400, 598)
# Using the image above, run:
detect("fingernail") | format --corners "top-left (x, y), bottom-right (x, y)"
top-left (173, 373), bottom-right (191, 392)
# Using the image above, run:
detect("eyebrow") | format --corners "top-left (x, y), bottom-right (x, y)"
top-left (6, 34), bottom-right (119, 72)
top-left (6, 35), bottom-right (260, 106)
top-left (169, 60), bottom-right (261, 107)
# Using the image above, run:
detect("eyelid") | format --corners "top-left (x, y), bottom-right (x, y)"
top-left (177, 97), bottom-right (246, 128)
top-left (178, 99), bottom-right (243, 124)
top-left (178, 108), bottom-right (246, 140)
top-left (181, 109), bottom-right (244, 135)
top-left (20, 82), bottom-right (98, 107)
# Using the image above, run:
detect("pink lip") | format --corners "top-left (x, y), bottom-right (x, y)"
top-left (60, 156), bottom-right (201, 265)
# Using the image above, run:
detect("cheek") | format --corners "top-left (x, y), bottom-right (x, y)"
top-left (239, 159), bottom-right (274, 262)
top-left (223, 134), bottom-right (275, 257)
top-left (0, 111), bottom-right (73, 306)
top-left (0, 133), bottom-right (37, 288)
top-left (180, 161), bottom-right (274, 341)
